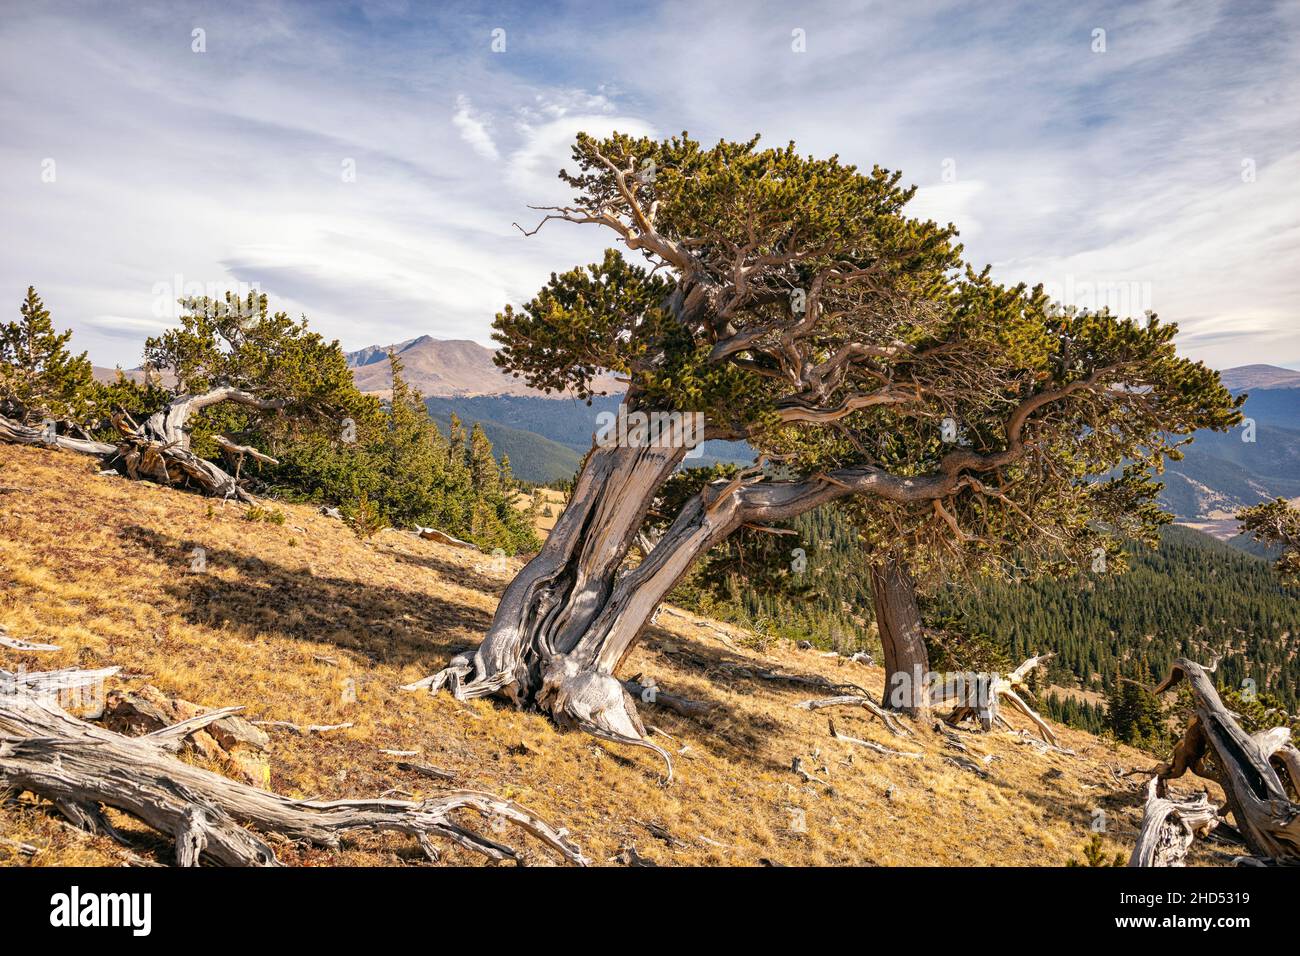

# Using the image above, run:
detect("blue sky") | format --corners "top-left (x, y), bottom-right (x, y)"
top-left (2, 0), bottom-right (1297, 370)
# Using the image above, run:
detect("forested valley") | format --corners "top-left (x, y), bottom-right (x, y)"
top-left (670, 505), bottom-right (1300, 749)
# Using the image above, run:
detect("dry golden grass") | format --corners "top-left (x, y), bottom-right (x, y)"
top-left (0, 445), bottom-right (1229, 867)
top-left (514, 487), bottom-right (567, 537)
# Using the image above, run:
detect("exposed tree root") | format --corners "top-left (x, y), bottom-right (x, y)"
top-left (537, 656), bottom-right (675, 785)
top-left (407, 652), bottom-right (675, 784)
top-left (0, 683), bottom-right (588, 867)
top-left (0, 624), bottom-right (59, 652)
top-left (1130, 658), bottom-right (1300, 865)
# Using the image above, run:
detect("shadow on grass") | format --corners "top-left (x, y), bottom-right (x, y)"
top-left (385, 546), bottom-right (512, 598)
top-left (118, 526), bottom-right (793, 778)
top-left (122, 525), bottom-right (490, 670)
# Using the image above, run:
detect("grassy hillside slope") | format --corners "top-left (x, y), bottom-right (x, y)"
top-left (0, 445), bottom-right (1229, 867)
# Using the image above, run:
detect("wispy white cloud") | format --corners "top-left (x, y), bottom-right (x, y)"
top-left (453, 95), bottom-right (499, 161)
top-left (0, 0), bottom-right (1296, 371)
top-left (506, 113), bottom-right (656, 204)
top-left (910, 180), bottom-right (989, 241)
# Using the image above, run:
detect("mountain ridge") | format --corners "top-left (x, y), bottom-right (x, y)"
top-left (1217, 363), bottom-right (1300, 391)
top-left (89, 340), bottom-right (1300, 506)
top-left (344, 335), bottom-right (623, 399)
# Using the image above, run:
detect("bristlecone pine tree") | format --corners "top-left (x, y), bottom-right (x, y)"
top-left (1238, 498), bottom-right (1300, 587)
top-left (410, 132), bottom-right (1241, 750)
top-left (0, 286), bottom-right (96, 426)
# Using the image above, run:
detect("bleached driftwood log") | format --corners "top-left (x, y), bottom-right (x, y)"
top-left (1, 665), bottom-right (120, 698)
top-left (415, 526), bottom-right (477, 549)
top-left (1130, 658), bottom-right (1300, 865)
top-left (827, 718), bottom-right (924, 759)
top-left (0, 387), bottom-right (285, 503)
top-left (0, 687), bottom-right (588, 867)
top-left (0, 415), bottom-right (117, 456)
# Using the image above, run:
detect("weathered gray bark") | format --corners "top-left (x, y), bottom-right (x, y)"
top-left (1129, 777), bottom-right (1219, 867)
top-left (0, 415), bottom-right (116, 456)
top-left (0, 386), bottom-right (284, 502)
top-left (1132, 658), bottom-right (1300, 865)
top-left (409, 435), bottom-right (868, 775)
top-left (937, 653), bottom-right (1061, 746)
top-left (406, 440), bottom-right (694, 778)
top-left (0, 682), bottom-right (587, 866)
top-left (0, 623), bottom-right (60, 652)
top-left (870, 555), bottom-right (930, 716)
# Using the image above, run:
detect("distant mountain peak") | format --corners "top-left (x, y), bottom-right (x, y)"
top-left (344, 335), bottom-right (623, 398)
top-left (1218, 364), bottom-right (1300, 391)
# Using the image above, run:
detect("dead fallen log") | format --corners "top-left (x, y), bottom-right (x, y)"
top-left (0, 836), bottom-right (38, 860)
top-left (1006, 728), bottom-right (1076, 757)
top-left (1129, 777), bottom-right (1220, 867)
top-left (0, 387), bottom-right (286, 503)
top-left (415, 526), bottom-right (477, 549)
top-left (1, 665), bottom-right (119, 699)
top-left (935, 653), bottom-right (1059, 745)
top-left (0, 624), bottom-right (59, 652)
top-left (0, 690), bottom-right (587, 866)
top-left (828, 718), bottom-right (923, 759)
top-left (0, 415), bottom-right (117, 456)
top-left (796, 694), bottom-right (912, 738)
top-left (622, 676), bottom-right (716, 717)
top-left (1131, 658), bottom-right (1300, 865)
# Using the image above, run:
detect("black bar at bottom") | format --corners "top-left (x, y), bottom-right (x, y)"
top-left (0, 864), bottom-right (1275, 942)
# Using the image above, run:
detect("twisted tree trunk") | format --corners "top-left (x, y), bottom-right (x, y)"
top-left (1130, 777), bottom-right (1219, 867)
top-left (407, 441), bottom-right (698, 776)
top-left (870, 555), bottom-right (930, 716)
top-left (406, 422), bottom-right (996, 768)
top-left (1132, 658), bottom-right (1300, 865)
top-left (406, 382), bottom-right (1097, 761)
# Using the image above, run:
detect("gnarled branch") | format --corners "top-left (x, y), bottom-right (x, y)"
top-left (0, 686), bottom-right (587, 867)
